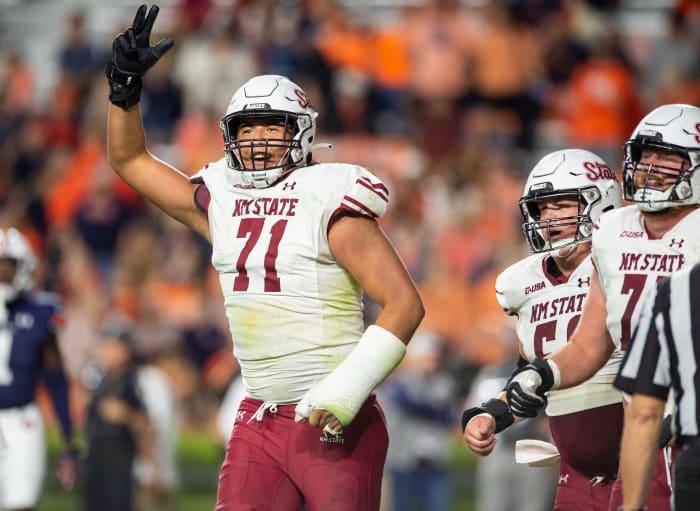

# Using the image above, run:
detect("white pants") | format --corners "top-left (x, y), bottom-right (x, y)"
top-left (0, 403), bottom-right (46, 509)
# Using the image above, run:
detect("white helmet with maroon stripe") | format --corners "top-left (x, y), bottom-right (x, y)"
top-left (520, 149), bottom-right (621, 253)
top-left (623, 103), bottom-right (700, 212)
top-left (220, 74), bottom-right (317, 188)
top-left (0, 228), bottom-right (36, 302)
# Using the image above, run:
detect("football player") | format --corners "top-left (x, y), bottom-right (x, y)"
top-left (462, 149), bottom-right (623, 510)
top-left (506, 103), bottom-right (700, 511)
top-left (0, 228), bottom-right (76, 510)
top-left (104, 5), bottom-right (424, 511)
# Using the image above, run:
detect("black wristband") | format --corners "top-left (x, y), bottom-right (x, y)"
top-left (105, 59), bottom-right (143, 110)
top-left (461, 398), bottom-right (514, 433)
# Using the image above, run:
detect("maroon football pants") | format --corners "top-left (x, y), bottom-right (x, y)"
top-left (215, 394), bottom-right (388, 511)
top-left (553, 458), bottom-right (616, 511)
top-left (547, 403), bottom-right (623, 510)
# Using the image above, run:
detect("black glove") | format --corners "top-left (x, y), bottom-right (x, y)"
top-left (105, 4), bottom-right (174, 109)
top-left (506, 358), bottom-right (554, 418)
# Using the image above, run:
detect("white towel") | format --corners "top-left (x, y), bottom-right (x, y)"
top-left (515, 439), bottom-right (561, 467)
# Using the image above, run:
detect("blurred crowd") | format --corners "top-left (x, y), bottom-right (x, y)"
top-left (1, 0), bottom-right (699, 508)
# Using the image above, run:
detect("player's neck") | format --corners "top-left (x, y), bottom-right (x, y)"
top-left (550, 243), bottom-right (590, 277)
top-left (641, 205), bottom-right (698, 239)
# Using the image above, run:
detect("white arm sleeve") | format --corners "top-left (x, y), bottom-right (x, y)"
top-left (294, 325), bottom-right (406, 428)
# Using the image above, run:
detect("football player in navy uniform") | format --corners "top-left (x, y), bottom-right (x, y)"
top-left (0, 228), bottom-right (77, 510)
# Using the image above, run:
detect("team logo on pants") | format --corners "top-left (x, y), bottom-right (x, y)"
top-left (319, 432), bottom-right (345, 444)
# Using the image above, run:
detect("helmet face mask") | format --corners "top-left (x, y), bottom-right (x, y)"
top-left (221, 75), bottom-right (317, 189)
top-left (623, 104), bottom-right (700, 212)
top-left (520, 189), bottom-right (598, 253)
top-left (0, 228), bottom-right (36, 302)
top-left (520, 149), bottom-right (622, 254)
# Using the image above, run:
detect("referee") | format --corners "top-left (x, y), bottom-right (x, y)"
top-left (614, 262), bottom-right (700, 511)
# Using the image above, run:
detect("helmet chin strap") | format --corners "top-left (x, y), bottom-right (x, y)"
top-left (633, 188), bottom-right (673, 212)
top-left (550, 240), bottom-right (577, 260)
top-left (633, 166), bottom-right (694, 211)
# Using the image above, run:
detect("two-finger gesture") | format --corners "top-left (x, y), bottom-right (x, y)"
top-left (112, 4), bottom-right (174, 77)
top-left (105, 4), bottom-right (174, 109)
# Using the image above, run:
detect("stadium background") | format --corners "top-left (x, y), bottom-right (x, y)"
top-left (0, 0), bottom-right (698, 509)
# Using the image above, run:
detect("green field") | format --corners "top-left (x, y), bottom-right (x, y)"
top-left (39, 429), bottom-right (222, 511)
top-left (38, 431), bottom-right (478, 511)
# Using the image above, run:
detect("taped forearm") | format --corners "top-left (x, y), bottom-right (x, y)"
top-left (295, 325), bottom-right (406, 426)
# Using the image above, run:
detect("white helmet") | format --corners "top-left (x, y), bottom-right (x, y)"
top-left (623, 103), bottom-right (700, 212)
top-left (220, 74), bottom-right (317, 188)
top-left (520, 149), bottom-right (622, 253)
top-left (0, 228), bottom-right (36, 302)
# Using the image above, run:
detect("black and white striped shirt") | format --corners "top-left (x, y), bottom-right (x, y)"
top-left (614, 262), bottom-right (700, 438)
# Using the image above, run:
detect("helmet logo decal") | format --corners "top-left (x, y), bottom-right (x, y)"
top-left (519, 149), bottom-right (622, 254)
top-left (695, 122), bottom-right (700, 144)
top-left (244, 103), bottom-right (271, 110)
top-left (294, 89), bottom-right (312, 109)
top-left (583, 161), bottom-right (615, 181)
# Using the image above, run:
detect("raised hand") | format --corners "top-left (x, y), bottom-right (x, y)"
top-left (105, 4), bottom-right (174, 109)
top-left (112, 4), bottom-right (174, 76)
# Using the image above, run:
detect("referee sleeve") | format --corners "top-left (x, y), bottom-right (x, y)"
top-left (614, 278), bottom-right (671, 401)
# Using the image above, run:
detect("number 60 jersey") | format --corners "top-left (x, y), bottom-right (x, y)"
top-left (191, 160), bottom-right (389, 405)
top-left (592, 205), bottom-right (700, 353)
top-left (496, 254), bottom-right (623, 416)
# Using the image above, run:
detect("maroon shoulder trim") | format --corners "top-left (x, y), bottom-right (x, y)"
top-left (327, 205), bottom-right (371, 238)
top-left (194, 183), bottom-right (211, 213)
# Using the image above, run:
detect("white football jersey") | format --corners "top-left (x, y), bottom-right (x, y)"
top-left (593, 205), bottom-right (700, 352)
top-left (191, 160), bottom-right (389, 404)
top-left (496, 253), bottom-right (622, 415)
